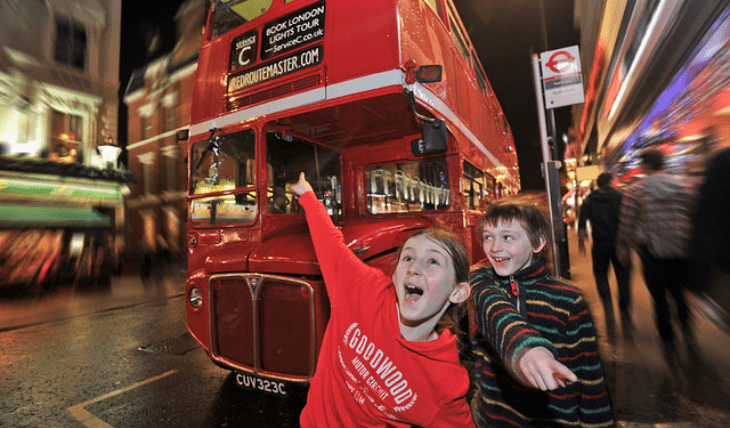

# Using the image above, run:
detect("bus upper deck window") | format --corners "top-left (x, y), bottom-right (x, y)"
top-left (446, 4), bottom-right (470, 62)
top-left (471, 51), bottom-right (488, 92)
top-left (210, 0), bottom-right (275, 39)
top-left (501, 113), bottom-right (511, 136)
top-left (423, 0), bottom-right (445, 20)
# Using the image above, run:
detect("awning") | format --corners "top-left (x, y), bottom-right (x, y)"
top-left (0, 204), bottom-right (111, 228)
top-left (0, 169), bottom-right (126, 207)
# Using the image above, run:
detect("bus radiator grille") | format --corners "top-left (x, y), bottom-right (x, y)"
top-left (213, 277), bottom-right (255, 368)
top-left (258, 280), bottom-right (313, 376)
top-left (211, 276), bottom-right (313, 376)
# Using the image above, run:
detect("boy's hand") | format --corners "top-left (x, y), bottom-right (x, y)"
top-left (518, 347), bottom-right (577, 391)
top-left (292, 172), bottom-right (314, 197)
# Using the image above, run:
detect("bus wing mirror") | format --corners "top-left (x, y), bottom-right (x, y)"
top-left (411, 118), bottom-right (447, 156)
top-left (415, 65), bottom-right (442, 83)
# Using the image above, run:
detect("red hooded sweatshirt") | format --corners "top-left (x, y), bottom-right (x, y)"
top-left (298, 191), bottom-right (474, 428)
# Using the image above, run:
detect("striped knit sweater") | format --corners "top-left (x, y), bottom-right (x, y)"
top-left (469, 260), bottom-right (614, 428)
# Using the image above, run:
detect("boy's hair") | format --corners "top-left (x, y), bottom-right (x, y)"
top-left (395, 226), bottom-right (470, 344)
top-left (480, 198), bottom-right (551, 261)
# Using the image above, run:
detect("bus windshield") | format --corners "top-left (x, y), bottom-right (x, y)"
top-left (266, 131), bottom-right (341, 215)
top-left (189, 129), bottom-right (257, 226)
top-left (209, 0), bottom-right (275, 39)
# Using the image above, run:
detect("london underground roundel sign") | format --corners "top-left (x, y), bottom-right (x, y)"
top-left (539, 45), bottom-right (585, 108)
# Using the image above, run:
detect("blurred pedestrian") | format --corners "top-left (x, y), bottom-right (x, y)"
top-left (690, 146), bottom-right (730, 329)
top-left (578, 171), bottom-right (632, 333)
top-left (140, 214), bottom-right (162, 285)
top-left (616, 148), bottom-right (694, 357)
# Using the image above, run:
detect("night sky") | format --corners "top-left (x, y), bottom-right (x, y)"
top-left (453, 0), bottom-right (579, 190)
top-left (118, 0), bottom-right (182, 152)
top-left (120, 0), bottom-right (181, 83)
top-left (119, 0), bottom-right (579, 190)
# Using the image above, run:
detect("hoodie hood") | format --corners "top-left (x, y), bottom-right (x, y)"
top-left (590, 186), bottom-right (620, 203)
top-left (643, 173), bottom-right (683, 201)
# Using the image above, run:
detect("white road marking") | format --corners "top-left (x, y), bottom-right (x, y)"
top-left (67, 369), bottom-right (178, 427)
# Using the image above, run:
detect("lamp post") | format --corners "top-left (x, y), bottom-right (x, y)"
top-left (97, 136), bottom-right (122, 169)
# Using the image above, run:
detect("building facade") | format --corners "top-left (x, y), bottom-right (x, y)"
top-left (123, 0), bottom-right (207, 265)
top-left (0, 0), bottom-right (134, 290)
top-left (0, 0), bottom-right (121, 161)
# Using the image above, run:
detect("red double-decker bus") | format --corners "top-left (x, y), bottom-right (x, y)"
top-left (185, 0), bottom-right (519, 395)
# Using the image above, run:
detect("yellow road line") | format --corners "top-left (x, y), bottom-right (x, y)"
top-left (67, 369), bottom-right (178, 428)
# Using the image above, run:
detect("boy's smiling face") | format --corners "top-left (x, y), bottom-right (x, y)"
top-left (481, 219), bottom-right (546, 277)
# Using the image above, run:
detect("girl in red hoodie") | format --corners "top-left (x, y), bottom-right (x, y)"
top-left (293, 172), bottom-right (474, 427)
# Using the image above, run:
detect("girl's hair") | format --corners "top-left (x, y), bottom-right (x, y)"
top-left (395, 226), bottom-right (470, 348)
top-left (480, 198), bottom-right (551, 261)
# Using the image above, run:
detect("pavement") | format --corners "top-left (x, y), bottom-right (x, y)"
top-left (560, 226), bottom-right (730, 428)
top-left (2, 232), bottom-right (730, 426)
top-left (0, 261), bottom-right (187, 333)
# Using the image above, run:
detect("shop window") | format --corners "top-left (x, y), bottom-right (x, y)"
top-left (49, 110), bottom-right (83, 163)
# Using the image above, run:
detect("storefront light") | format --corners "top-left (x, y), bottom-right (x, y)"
top-left (97, 139), bottom-right (121, 168)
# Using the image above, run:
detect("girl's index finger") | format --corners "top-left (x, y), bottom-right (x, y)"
top-left (292, 172), bottom-right (313, 196)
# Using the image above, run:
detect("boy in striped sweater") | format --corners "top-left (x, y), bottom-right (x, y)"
top-left (469, 199), bottom-right (614, 427)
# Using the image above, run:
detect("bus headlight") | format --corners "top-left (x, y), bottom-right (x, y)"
top-left (188, 287), bottom-right (203, 309)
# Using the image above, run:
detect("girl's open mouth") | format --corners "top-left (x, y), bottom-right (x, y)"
top-left (405, 285), bottom-right (424, 300)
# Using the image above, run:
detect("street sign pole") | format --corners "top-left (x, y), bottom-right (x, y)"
top-left (532, 45), bottom-right (586, 279)
top-left (531, 53), bottom-right (562, 278)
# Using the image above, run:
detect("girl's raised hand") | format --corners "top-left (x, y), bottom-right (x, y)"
top-left (292, 172), bottom-right (314, 197)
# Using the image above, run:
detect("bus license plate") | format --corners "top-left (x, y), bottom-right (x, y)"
top-left (235, 373), bottom-right (287, 396)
